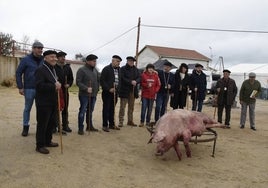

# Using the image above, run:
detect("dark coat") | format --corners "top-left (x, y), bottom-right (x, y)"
top-left (171, 70), bottom-right (190, 108)
top-left (216, 77), bottom-right (237, 105)
top-left (157, 70), bottom-right (174, 94)
top-left (100, 63), bottom-right (119, 92)
top-left (190, 70), bottom-right (207, 100)
top-left (55, 63), bottom-right (74, 93)
top-left (35, 61), bottom-right (58, 107)
top-left (118, 63), bottom-right (140, 98)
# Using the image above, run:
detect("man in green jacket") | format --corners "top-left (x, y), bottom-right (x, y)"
top-left (239, 72), bottom-right (261, 131)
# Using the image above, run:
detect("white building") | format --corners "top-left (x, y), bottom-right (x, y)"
top-left (137, 45), bottom-right (211, 69)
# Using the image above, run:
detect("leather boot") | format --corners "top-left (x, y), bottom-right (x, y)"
top-left (21, 126), bottom-right (29, 137)
top-left (63, 125), bottom-right (72, 132)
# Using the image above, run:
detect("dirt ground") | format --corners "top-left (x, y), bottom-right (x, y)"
top-left (0, 87), bottom-right (267, 188)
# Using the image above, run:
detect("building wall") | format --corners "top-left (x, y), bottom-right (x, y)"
top-left (0, 56), bottom-right (20, 83)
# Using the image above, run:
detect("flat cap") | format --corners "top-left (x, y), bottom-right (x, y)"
top-left (43, 50), bottom-right (57, 57)
top-left (86, 54), bottom-right (98, 61)
top-left (223, 69), bottom-right (231, 73)
top-left (32, 41), bottom-right (44, 48)
top-left (195, 63), bottom-right (203, 68)
top-left (163, 61), bottom-right (173, 67)
top-left (57, 51), bottom-right (67, 57)
top-left (126, 56), bottom-right (136, 61)
top-left (112, 55), bottom-right (122, 61)
top-left (249, 72), bottom-right (256, 77)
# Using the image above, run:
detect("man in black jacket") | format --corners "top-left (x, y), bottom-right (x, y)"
top-left (118, 56), bottom-right (140, 127)
top-left (100, 55), bottom-right (122, 132)
top-left (55, 51), bottom-right (74, 133)
top-left (35, 50), bottom-right (61, 154)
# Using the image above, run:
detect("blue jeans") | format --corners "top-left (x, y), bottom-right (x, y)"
top-left (140, 98), bottom-right (154, 123)
top-left (155, 93), bottom-right (168, 122)
top-left (192, 99), bottom-right (204, 112)
top-left (78, 95), bottom-right (96, 131)
top-left (23, 89), bottom-right (36, 126)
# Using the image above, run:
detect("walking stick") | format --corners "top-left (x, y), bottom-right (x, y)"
top-left (87, 81), bottom-right (92, 134)
top-left (164, 88), bottom-right (169, 114)
top-left (186, 88), bottom-right (189, 110)
top-left (194, 89), bottom-right (198, 111)
top-left (113, 83), bottom-right (119, 129)
top-left (213, 95), bottom-right (217, 119)
top-left (57, 90), bottom-right (63, 154)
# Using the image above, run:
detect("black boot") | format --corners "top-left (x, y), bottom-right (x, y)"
top-left (63, 125), bottom-right (72, 132)
top-left (21, 126), bottom-right (29, 137)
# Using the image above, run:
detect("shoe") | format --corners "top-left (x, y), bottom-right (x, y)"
top-left (250, 127), bottom-right (256, 131)
top-left (36, 147), bottom-right (49, 154)
top-left (102, 127), bottom-right (110, 132)
top-left (225, 125), bottom-right (231, 129)
top-left (58, 129), bottom-right (67, 135)
top-left (63, 125), bottom-right (72, 133)
top-left (240, 125), bottom-right (245, 129)
top-left (110, 126), bottom-right (120, 130)
top-left (139, 122), bottom-right (144, 127)
top-left (78, 130), bottom-right (84, 135)
top-left (90, 127), bottom-right (99, 132)
top-left (118, 123), bottom-right (123, 127)
top-left (46, 142), bottom-right (59, 147)
top-left (127, 121), bottom-right (137, 127)
top-left (21, 126), bottom-right (29, 137)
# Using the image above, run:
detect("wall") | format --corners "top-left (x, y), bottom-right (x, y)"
top-left (0, 56), bottom-right (20, 83)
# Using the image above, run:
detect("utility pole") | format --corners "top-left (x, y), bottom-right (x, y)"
top-left (135, 17), bottom-right (141, 67)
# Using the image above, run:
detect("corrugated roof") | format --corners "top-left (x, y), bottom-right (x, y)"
top-left (143, 45), bottom-right (211, 62)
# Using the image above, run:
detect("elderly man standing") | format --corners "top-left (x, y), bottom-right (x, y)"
top-left (16, 41), bottom-right (44, 137)
top-left (100, 55), bottom-right (122, 132)
top-left (76, 54), bottom-right (100, 135)
top-left (215, 69), bottom-right (237, 128)
top-left (35, 50), bottom-right (60, 154)
top-left (118, 56), bottom-right (140, 127)
top-left (55, 51), bottom-right (74, 133)
top-left (239, 72), bottom-right (261, 131)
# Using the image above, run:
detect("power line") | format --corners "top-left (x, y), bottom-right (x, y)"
top-left (88, 26), bottom-right (137, 53)
top-left (141, 24), bottom-right (268, 34)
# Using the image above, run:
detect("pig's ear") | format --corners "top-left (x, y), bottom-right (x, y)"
top-left (153, 131), bottom-right (166, 142)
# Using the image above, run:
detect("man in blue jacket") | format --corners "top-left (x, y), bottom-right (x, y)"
top-left (16, 41), bottom-right (44, 136)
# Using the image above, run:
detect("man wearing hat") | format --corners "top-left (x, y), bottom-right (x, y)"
top-left (54, 51), bottom-right (74, 133)
top-left (239, 72), bottom-right (261, 131)
top-left (189, 63), bottom-right (207, 112)
top-left (16, 41), bottom-right (44, 137)
top-left (100, 55), bottom-right (122, 132)
top-left (118, 56), bottom-right (140, 127)
top-left (76, 54), bottom-right (100, 135)
top-left (215, 69), bottom-right (237, 128)
top-left (154, 61), bottom-right (174, 122)
top-left (35, 50), bottom-right (61, 154)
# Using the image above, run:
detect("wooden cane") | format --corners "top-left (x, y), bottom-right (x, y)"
top-left (113, 83), bottom-right (119, 129)
top-left (57, 90), bottom-right (63, 154)
top-left (87, 81), bottom-right (92, 134)
top-left (164, 87), bottom-right (170, 114)
top-left (213, 95), bottom-right (217, 119)
top-left (186, 88), bottom-right (189, 110)
top-left (194, 89), bottom-right (198, 111)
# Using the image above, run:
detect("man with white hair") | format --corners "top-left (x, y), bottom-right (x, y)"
top-left (239, 72), bottom-right (261, 131)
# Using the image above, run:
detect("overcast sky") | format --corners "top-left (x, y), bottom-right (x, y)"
top-left (1, 0), bottom-right (268, 69)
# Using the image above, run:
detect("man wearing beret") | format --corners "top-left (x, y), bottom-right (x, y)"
top-left (239, 72), bottom-right (261, 131)
top-left (16, 41), bottom-right (44, 137)
top-left (189, 63), bottom-right (207, 112)
top-left (54, 51), bottom-right (74, 133)
top-left (118, 56), bottom-right (140, 127)
top-left (215, 69), bottom-right (237, 128)
top-left (76, 54), bottom-right (100, 135)
top-left (35, 50), bottom-right (61, 154)
top-left (100, 55), bottom-right (122, 132)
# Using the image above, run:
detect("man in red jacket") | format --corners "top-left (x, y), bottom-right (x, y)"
top-left (139, 64), bottom-right (161, 127)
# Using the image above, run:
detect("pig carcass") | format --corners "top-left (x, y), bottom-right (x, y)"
top-left (148, 109), bottom-right (224, 160)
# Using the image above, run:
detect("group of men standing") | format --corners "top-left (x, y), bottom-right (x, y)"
top-left (15, 41), bottom-right (262, 154)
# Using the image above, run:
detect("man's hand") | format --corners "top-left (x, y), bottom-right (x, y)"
top-left (131, 80), bottom-right (137, 86)
top-left (194, 88), bottom-right (198, 92)
top-left (64, 84), bottom-right (70, 88)
top-left (88, 87), bottom-right (92, 93)
top-left (55, 81), bottom-right (61, 90)
top-left (19, 89), bottom-right (24, 95)
top-left (109, 88), bottom-right (115, 93)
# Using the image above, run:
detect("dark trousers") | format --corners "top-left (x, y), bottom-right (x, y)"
top-left (102, 91), bottom-right (117, 128)
top-left (36, 105), bottom-right (57, 148)
top-left (62, 90), bottom-right (69, 127)
top-left (217, 104), bottom-right (231, 125)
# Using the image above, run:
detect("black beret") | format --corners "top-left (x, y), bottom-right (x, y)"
top-left (223, 69), bottom-right (231, 73)
top-left (86, 54), bottom-right (98, 61)
top-left (163, 61), bottom-right (173, 67)
top-left (146, 63), bottom-right (155, 70)
top-left (43, 50), bottom-right (57, 57)
top-left (195, 63), bottom-right (203, 68)
top-left (57, 51), bottom-right (67, 57)
top-left (126, 56), bottom-right (136, 61)
top-left (112, 55), bottom-right (122, 61)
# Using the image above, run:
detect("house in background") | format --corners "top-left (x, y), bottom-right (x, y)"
top-left (137, 45), bottom-right (211, 69)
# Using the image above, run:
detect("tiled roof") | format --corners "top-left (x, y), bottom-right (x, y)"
top-left (143, 45), bottom-right (211, 62)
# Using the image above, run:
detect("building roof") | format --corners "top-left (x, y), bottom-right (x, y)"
top-left (140, 45), bottom-right (211, 62)
top-left (228, 63), bottom-right (268, 74)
